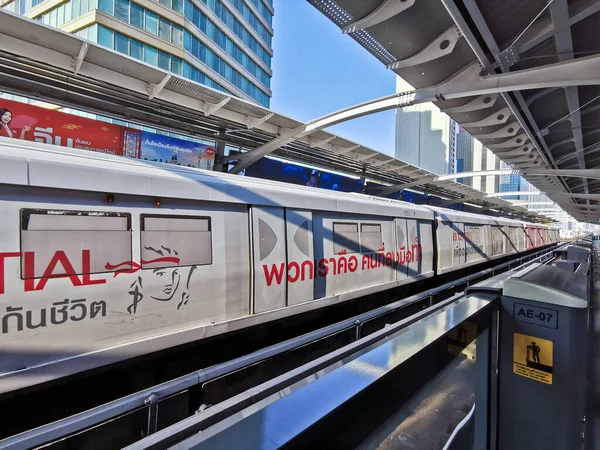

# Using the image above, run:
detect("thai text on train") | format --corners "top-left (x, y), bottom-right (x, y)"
top-left (263, 243), bottom-right (423, 287)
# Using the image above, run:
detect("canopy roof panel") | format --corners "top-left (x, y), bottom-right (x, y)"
top-left (308, 0), bottom-right (600, 223)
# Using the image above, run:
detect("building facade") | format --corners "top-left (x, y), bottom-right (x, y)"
top-left (3, 0), bottom-right (274, 107)
top-left (395, 77), bottom-right (456, 175)
top-left (455, 125), bottom-right (473, 186)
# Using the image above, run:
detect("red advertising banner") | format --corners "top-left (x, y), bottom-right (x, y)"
top-left (0, 98), bottom-right (126, 156)
top-left (0, 98), bottom-right (215, 169)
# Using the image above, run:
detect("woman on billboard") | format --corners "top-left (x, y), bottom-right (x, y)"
top-left (0, 108), bottom-right (31, 139)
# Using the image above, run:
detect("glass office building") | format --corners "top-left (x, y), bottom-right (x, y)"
top-left (3, 0), bottom-right (274, 107)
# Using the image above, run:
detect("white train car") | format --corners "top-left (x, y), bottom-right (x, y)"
top-left (425, 207), bottom-right (536, 274)
top-left (0, 138), bottom-right (550, 394)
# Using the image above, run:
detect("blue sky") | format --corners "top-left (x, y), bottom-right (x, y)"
top-left (269, 1), bottom-right (397, 156)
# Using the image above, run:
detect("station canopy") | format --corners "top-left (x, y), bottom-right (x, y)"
top-left (0, 9), bottom-right (566, 222)
top-left (307, 0), bottom-right (600, 223)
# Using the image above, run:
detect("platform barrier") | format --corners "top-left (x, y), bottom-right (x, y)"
top-left (120, 242), bottom-right (594, 450)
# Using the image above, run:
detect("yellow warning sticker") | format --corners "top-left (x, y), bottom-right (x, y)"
top-left (448, 322), bottom-right (477, 358)
top-left (513, 333), bottom-right (553, 384)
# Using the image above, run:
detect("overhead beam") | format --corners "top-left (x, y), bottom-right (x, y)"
top-left (488, 191), bottom-right (541, 197)
top-left (549, 0), bottom-right (591, 211)
top-left (508, 201), bottom-right (555, 206)
top-left (373, 176), bottom-right (435, 195)
top-left (437, 169), bottom-right (513, 180)
top-left (204, 96), bottom-right (231, 117)
top-left (387, 26), bottom-right (462, 70)
top-left (246, 112), bottom-right (274, 129)
top-left (148, 74), bottom-right (171, 100)
top-left (343, 0), bottom-right (415, 34)
top-left (72, 42), bottom-right (89, 75)
top-left (229, 53), bottom-right (600, 173)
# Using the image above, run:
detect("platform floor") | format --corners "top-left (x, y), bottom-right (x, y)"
top-left (357, 356), bottom-right (475, 450)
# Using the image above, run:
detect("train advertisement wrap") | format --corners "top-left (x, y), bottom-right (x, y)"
top-left (0, 98), bottom-right (127, 155)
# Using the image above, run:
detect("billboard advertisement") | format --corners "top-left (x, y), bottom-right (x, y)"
top-left (0, 98), bottom-right (126, 156)
top-left (244, 157), bottom-right (365, 193)
top-left (0, 97), bottom-right (216, 170)
top-left (136, 131), bottom-right (215, 171)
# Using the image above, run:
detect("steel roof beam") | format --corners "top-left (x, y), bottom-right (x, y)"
top-left (440, 94), bottom-right (500, 113)
top-left (450, 0), bottom-right (576, 218)
top-left (230, 54), bottom-right (600, 173)
top-left (549, 0), bottom-right (590, 211)
top-left (444, 0), bottom-right (558, 172)
top-left (373, 176), bottom-right (436, 195)
top-left (488, 191), bottom-right (541, 197)
top-left (515, 0), bottom-right (600, 53)
top-left (343, 0), bottom-right (415, 34)
top-left (387, 26), bottom-right (463, 70)
top-left (72, 42), bottom-right (88, 75)
top-left (437, 169), bottom-right (513, 180)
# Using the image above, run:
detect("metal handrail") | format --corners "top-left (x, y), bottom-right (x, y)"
top-left (0, 245), bottom-right (560, 450)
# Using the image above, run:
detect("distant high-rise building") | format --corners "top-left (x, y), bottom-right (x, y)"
top-left (454, 126), bottom-right (500, 193)
top-left (395, 77), bottom-right (455, 175)
top-left (499, 161), bottom-right (521, 199)
top-left (456, 126), bottom-right (474, 186)
top-left (3, 0), bottom-right (274, 108)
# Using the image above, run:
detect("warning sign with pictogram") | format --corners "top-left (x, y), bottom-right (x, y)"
top-left (513, 333), bottom-right (553, 384)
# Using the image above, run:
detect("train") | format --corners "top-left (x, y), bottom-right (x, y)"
top-left (0, 137), bottom-right (559, 395)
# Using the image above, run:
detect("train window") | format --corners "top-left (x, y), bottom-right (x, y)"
top-left (360, 224), bottom-right (382, 253)
top-left (141, 215), bottom-right (212, 268)
top-left (258, 218), bottom-right (278, 261)
top-left (20, 209), bottom-right (132, 279)
top-left (333, 222), bottom-right (360, 255)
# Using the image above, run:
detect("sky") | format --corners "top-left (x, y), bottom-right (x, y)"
top-left (269, 1), bottom-right (397, 156)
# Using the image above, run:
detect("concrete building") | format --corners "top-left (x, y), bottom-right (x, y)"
top-left (3, 0), bottom-right (274, 108)
top-left (395, 77), bottom-right (455, 175)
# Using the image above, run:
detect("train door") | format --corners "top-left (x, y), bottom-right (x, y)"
top-left (465, 224), bottom-right (485, 264)
top-left (395, 218), bottom-right (408, 280)
top-left (406, 219), bottom-right (434, 277)
top-left (251, 206), bottom-right (286, 313)
top-left (507, 227), bottom-right (518, 253)
top-left (285, 209), bottom-right (314, 305)
top-left (453, 222), bottom-right (467, 268)
top-left (491, 226), bottom-right (504, 257)
top-left (525, 226), bottom-right (535, 250)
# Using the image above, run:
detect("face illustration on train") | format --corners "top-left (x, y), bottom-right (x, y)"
top-left (112, 246), bottom-right (198, 314)
top-left (150, 267), bottom-right (181, 302)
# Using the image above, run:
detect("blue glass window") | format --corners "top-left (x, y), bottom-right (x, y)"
top-left (171, 0), bottom-right (182, 14)
top-left (144, 10), bottom-right (158, 35)
top-left (98, 25), bottom-right (114, 48)
top-left (115, 0), bottom-right (129, 21)
top-left (98, 0), bottom-right (113, 15)
top-left (171, 56), bottom-right (183, 75)
top-left (130, 2), bottom-right (143, 28)
top-left (143, 45), bottom-right (157, 65)
top-left (114, 31), bottom-right (129, 54)
top-left (172, 24), bottom-right (183, 47)
top-left (158, 17), bottom-right (171, 41)
top-left (130, 39), bottom-right (143, 60)
top-left (158, 50), bottom-right (170, 70)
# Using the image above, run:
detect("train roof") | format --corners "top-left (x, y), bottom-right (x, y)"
top-left (0, 138), bottom-right (437, 219)
top-left (423, 205), bottom-right (525, 227)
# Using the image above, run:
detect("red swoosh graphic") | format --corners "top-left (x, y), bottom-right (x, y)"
top-left (105, 257), bottom-right (181, 277)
